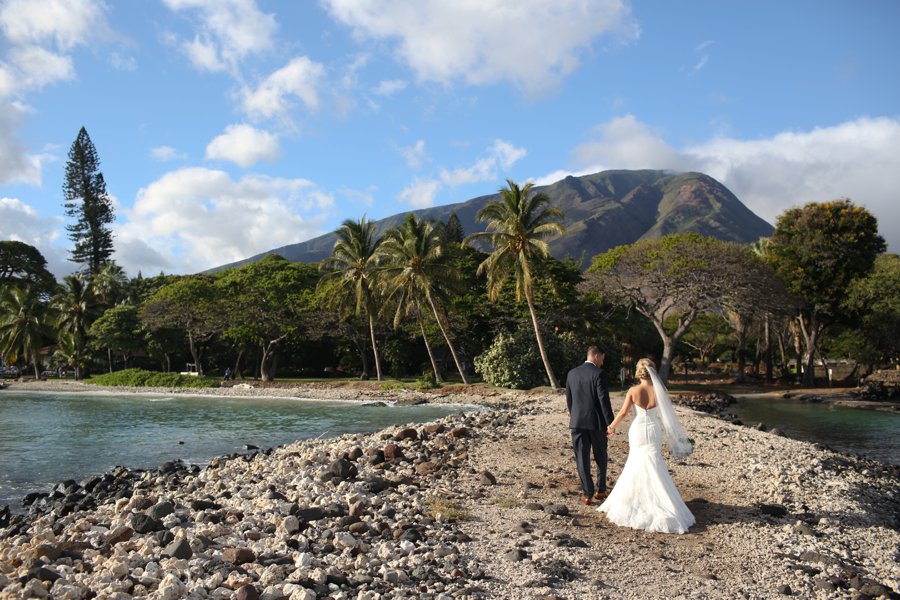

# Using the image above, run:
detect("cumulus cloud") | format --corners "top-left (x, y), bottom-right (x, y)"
top-left (398, 139), bottom-right (526, 207)
top-left (0, 0), bottom-right (110, 99)
top-left (398, 178), bottom-right (440, 209)
top-left (0, 196), bottom-right (70, 277)
top-left (439, 139), bottom-right (526, 187)
top-left (0, 102), bottom-right (43, 185)
top-left (204, 124), bottom-right (279, 167)
top-left (150, 145), bottom-right (186, 162)
top-left (398, 139), bottom-right (428, 169)
top-left (118, 167), bottom-right (332, 273)
top-left (323, 0), bottom-right (638, 95)
top-left (241, 56), bottom-right (325, 120)
top-left (161, 0), bottom-right (277, 72)
top-left (373, 79), bottom-right (406, 96)
top-left (0, 0), bottom-right (107, 50)
top-left (560, 114), bottom-right (900, 251)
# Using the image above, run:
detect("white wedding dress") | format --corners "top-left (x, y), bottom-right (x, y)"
top-left (597, 402), bottom-right (695, 534)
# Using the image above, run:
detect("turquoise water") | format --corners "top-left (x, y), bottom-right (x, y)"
top-left (728, 395), bottom-right (900, 465)
top-left (0, 391), bottom-right (466, 509)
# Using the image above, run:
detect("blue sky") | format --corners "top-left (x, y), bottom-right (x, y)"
top-left (1, 0), bottom-right (898, 277)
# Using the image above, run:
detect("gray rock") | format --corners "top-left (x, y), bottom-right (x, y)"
top-left (147, 500), bottom-right (175, 520)
top-left (480, 470), bottom-right (497, 485)
top-left (163, 538), bottom-right (192, 560)
top-left (543, 504), bottom-right (569, 516)
top-left (505, 549), bottom-right (526, 562)
top-left (222, 547), bottom-right (256, 565)
top-left (131, 513), bottom-right (164, 533)
top-left (777, 584), bottom-right (792, 595)
top-left (235, 584), bottom-right (260, 600)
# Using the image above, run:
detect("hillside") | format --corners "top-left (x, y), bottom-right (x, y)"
top-left (209, 169), bottom-right (772, 272)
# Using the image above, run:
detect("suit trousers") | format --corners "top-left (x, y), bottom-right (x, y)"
top-left (571, 428), bottom-right (608, 497)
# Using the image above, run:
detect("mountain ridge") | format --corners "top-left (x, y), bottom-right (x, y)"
top-left (208, 169), bottom-right (773, 272)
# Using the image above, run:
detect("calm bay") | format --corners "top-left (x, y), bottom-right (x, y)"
top-left (0, 390), bottom-right (465, 509)
top-left (727, 394), bottom-right (900, 465)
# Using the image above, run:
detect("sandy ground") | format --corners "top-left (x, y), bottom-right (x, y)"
top-left (1, 379), bottom-right (898, 599)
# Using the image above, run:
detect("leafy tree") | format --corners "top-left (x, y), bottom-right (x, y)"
top-left (319, 218), bottom-right (385, 380)
top-left (0, 285), bottom-right (48, 379)
top-left (0, 241), bottom-right (56, 295)
top-left (768, 199), bottom-right (886, 385)
top-left (49, 274), bottom-right (99, 379)
top-left (678, 312), bottom-right (734, 367)
top-left (141, 275), bottom-right (221, 376)
top-left (475, 328), bottom-right (581, 389)
top-left (843, 253), bottom-right (900, 368)
top-left (217, 255), bottom-right (319, 381)
top-left (465, 179), bottom-right (565, 390)
top-left (89, 304), bottom-right (145, 372)
top-left (584, 233), bottom-right (775, 381)
top-left (63, 127), bottom-right (115, 275)
top-left (380, 214), bottom-right (468, 383)
top-left (92, 261), bottom-right (128, 306)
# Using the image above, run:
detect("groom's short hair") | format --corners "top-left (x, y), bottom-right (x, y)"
top-left (587, 345), bottom-right (604, 358)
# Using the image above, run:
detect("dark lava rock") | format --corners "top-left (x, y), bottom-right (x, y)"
top-left (480, 470), bottom-right (497, 485)
top-left (163, 538), bottom-right (193, 560)
top-left (235, 584), bottom-right (260, 600)
top-left (130, 513), bottom-right (164, 534)
top-left (223, 547), bottom-right (256, 565)
top-left (147, 501), bottom-right (175, 520)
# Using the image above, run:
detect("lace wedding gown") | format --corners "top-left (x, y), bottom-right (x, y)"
top-left (597, 404), bottom-right (695, 534)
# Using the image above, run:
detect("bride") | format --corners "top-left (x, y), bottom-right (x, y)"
top-left (597, 358), bottom-right (695, 534)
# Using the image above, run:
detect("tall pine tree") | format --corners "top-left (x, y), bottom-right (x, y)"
top-left (64, 127), bottom-right (115, 276)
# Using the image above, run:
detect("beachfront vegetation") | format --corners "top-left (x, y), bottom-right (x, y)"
top-left (0, 186), bottom-right (895, 388)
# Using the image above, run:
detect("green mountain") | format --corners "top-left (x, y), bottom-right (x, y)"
top-left (210, 169), bottom-right (773, 272)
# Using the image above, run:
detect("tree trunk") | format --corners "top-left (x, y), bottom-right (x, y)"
top-left (233, 348), bottom-right (244, 380)
top-left (426, 294), bottom-right (468, 384)
top-left (368, 314), bottom-right (383, 381)
top-left (525, 290), bottom-right (559, 390)
top-left (187, 331), bottom-right (203, 376)
top-left (797, 313), bottom-right (820, 387)
top-left (107, 346), bottom-right (113, 373)
top-left (764, 314), bottom-right (774, 382)
top-left (418, 316), bottom-right (442, 382)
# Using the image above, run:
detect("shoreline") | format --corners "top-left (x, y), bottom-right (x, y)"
top-left (1, 382), bottom-right (898, 598)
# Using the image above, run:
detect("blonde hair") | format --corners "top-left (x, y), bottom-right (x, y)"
top-left (635, 358), bottom-right (656, 380)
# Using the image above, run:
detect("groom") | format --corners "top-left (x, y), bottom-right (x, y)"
top-left (565, 345), bottom-right (614, 505)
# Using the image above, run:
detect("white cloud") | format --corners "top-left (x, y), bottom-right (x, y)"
top-left (241, 56), bottom-right (325, 120)
top-left (399, 139), bottom-right (428, 169)
top-left (150, 145), bottom-right (186, 162)
top-left (398, 177), bottom-right (440, 209)
top-left (439, 139), bottom-right (526, 187)
top-left (0, 0), bottom-right (109, 99)
top-left (162, 0), bottom-right (277, 72)
top-left (323, 0), bottom-right (638, 95)
top-left (109, 52), bottom-right (137, 71)
top-left (0, 102), bottom-right (43, 185)
top-left (373, 79), bottom-right (407, 96)
top-left (0, 196), bottom-right (70, 277)
top-left (0, 0), bottom-right (107, 50)
top-left (205, 124), bottom-right (279, 167)
top-left (118, 167), bottom-right (331, 273)
top-left (561, 114), bottom-right (900, 252)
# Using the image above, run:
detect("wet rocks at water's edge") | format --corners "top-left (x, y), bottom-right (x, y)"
top-left (0, 411), bottom-right (498, 599)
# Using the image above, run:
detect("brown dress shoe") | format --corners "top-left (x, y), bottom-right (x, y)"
top-left (581, 495), bottom-right (592, 506)
top-left (593, 491), bottom-right (608, 501)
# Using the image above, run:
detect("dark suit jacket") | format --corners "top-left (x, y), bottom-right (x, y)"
top-left (565, 361), bottom-right (613, 430)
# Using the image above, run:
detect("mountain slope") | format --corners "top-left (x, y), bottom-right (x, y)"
top-left (209, 170), bottom-right (773, 272)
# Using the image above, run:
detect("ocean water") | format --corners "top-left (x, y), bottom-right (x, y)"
top-left (0, 390), bottom-right (467, 509)
top-left (727, 394), bottom-right (900, 465)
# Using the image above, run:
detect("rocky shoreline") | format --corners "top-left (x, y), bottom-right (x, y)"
top-left (1, 381), bottom-right (898, 599)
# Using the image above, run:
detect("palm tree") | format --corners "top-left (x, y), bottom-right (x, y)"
top-left (92, 260), bottom-right (127, 306)
top-left (0, 285), bottom-right (48, 379)
top-left (466, 179), bottom-right (565, 390)
top-left (50, 274), bottom-right (98, 379)
top-left (319, 217), bottom-right (385, 380)
top-left (380, 214), bottom-right (469, 384)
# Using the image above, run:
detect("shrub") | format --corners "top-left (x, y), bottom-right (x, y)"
top-left (87, 368), bottom-right (220, 388)
top-left (474, 328), bottom-right (581, 389)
